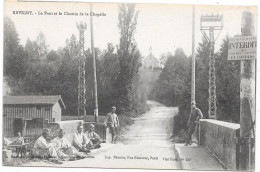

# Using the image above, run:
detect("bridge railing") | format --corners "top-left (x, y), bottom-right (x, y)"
top-left (199, 119), bottom-right (240, 170)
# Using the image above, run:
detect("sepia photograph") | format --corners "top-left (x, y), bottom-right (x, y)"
top-left (1, 0), bottom-right (258, 171)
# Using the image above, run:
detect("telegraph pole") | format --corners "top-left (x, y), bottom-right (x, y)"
top-left (90, 3), bottom-right (99, 123)
top-left (239, 11), bottom-right (256, 170)
top-left (191, 5), bottom-right (195, 102)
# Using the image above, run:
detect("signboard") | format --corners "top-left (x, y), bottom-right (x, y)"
top-left (228, 36), bottom-right (257, 60)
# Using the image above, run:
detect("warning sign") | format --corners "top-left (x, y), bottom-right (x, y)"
top-left (228, 36), bottom-right (257, 60)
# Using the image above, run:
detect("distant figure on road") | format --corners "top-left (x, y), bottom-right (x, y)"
top-left (72, 125), bottom-right (91, 153)
top-left (104, 106), bottom-right (120, 143)
top-left (185, 101), bottom-right (203, 146)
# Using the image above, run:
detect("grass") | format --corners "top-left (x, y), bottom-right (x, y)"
top-left (2, 154), bottom-right (40, 166)
top-left (116, 116), bottom-right (134, 144)
top-left (118, 115), bottom-right (134, 128)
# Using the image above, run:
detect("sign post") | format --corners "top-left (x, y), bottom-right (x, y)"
top-left (228, 12), bottom-right (256, 170)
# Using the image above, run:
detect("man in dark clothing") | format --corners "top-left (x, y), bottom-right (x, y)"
top-left (185, 101), bottom-right (203, 146)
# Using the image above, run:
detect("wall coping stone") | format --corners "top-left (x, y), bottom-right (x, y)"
top-left (200, 119), bottom-right (240, 130)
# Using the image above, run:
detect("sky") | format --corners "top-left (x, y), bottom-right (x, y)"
top-left (4, 1), bottom-right (257, 59)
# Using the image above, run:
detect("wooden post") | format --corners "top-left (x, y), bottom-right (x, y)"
top-left (191, 5), bottom-right (196, 103)
top-left (23, 120), bottom-right (27, 137)
top-left (239, 11), bottom-right (256, 170)
top-left (90, 3), bottom-right (99, 123)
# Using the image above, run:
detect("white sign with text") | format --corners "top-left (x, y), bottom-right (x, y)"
top-left (228, 36), bottom-right (257, 60)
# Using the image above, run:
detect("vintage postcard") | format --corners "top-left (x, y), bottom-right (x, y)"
top-left (2, 0), bottom-right (258, 171)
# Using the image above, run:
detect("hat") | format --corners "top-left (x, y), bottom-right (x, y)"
top-left (42, 128), bottom-right (50, 134)
top-left (112, 106), bottom-right (116, 109)
top-left (89, 124), bottom-right (95, 128)
top-left (191, 101), bottom-right (196, 105)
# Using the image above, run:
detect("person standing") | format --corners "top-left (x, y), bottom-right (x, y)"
top-left (185, 101), bottom-right (203, 146)
top-left (103, 106), bottom-right (120, 143)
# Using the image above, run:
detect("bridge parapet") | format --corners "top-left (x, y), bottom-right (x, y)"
top-left (199, 119), bottom-right (240, 170)
top-left (48, 120), bottom-right (84, 143)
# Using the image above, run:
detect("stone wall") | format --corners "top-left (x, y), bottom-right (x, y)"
top-left (199, 119), bottom-right (240, 170)
top-left (47, 120), bottom-right (83, 143)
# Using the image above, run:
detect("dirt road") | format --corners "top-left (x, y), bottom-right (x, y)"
top-left (25, 100), bottom-right (180, 169)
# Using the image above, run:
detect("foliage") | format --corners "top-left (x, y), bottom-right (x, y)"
top-left (215, 37), bottom-right (240, 122)
top-left (116, 3), bottom-right (146, 115)
top-left (4, 7), bottom-right (146, 118)
top-left (151, 49), bottom-right (190, 107)
top-left (4, 17), bottom-right (29, 81)
top-left (194, 36), bottom-right (240, 122)
top-left (194, 38), bottom-right (211, 118)
top-left (152, 37), bottom-right (240, 136)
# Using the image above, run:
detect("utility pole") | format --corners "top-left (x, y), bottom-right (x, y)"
top-left (191, 5), bottom-right (195, 102)
top-left (239, 11), bottom-right (256, 170)
top-left (90, 3), bottom-right (99, 123)
top-left (200, 14), bottom-right (223, 119)
top-left (77, 22), bottom-right (87, 121)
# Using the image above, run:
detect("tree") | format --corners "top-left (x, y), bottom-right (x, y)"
top-left (215, 37), bottom-right (240, 122)
top-left (55, 48), bottom-right (79, 115)
top-left (25, 39), bottom-right (39, 62)
top-left (22, 62), bottom-right (58, 94)
top-left (99, 43), bottom-right (120, 112)
top-left (4, 17), bottom-right (28, 81)
top-left (116, 3), bottom-right (145, 115)
top-left (159, 53), bottom-right (169, 68)
top-left (36, 32), bottom-right (48, 58)
top-left (152, 49), bottom-right (190, 106)
top-left (47, 50), bottom-right (61, 62)
top-left (195, 38), bottom-right (211, 118)
top-left (65, 34), bottom-right (79, 57)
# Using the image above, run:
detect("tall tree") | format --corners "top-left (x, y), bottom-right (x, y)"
top-left (117, 3), bottom-right (144, 115)
top-left (25, 39), bottom-right (39, 62)
top-left (36, 32), bottom-right (48, 58)
top-left (65, 34), bottom-right (79, 57)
